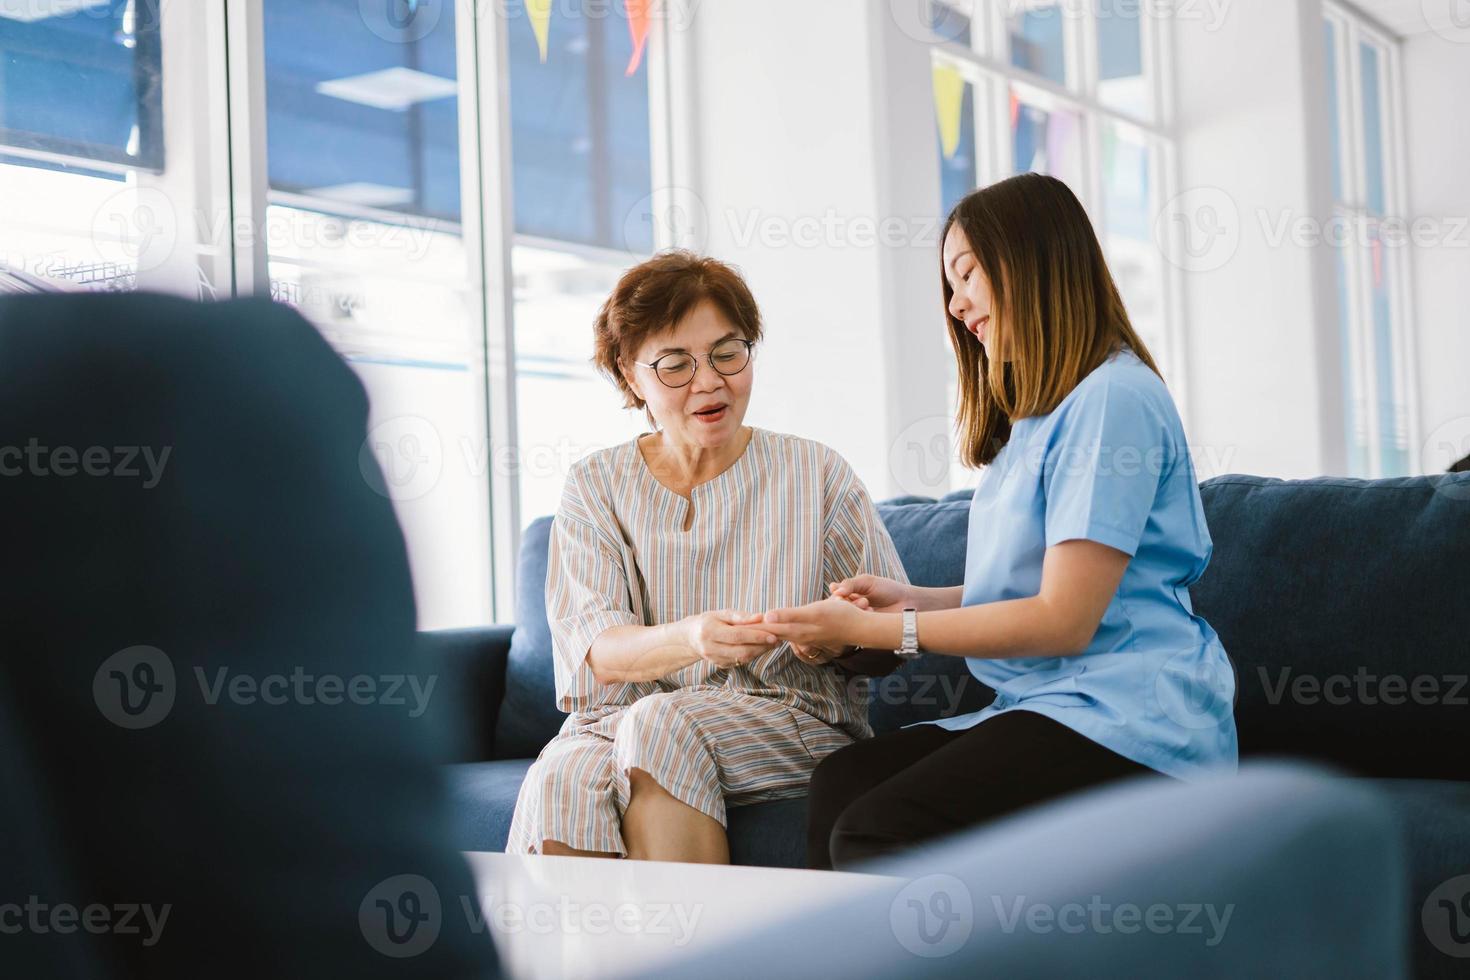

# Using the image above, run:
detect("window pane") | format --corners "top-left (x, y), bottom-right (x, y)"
top-left (939, 77), bottom-right (976, 217)
top-left (1334, 247), bottom-right (1370, 476)
top-left (0, 1), bottom-right (221, 295)
top-left (1101, 123), bottom-right (1166, 359)
top-left (0, 0), bottom-right (161, 169)
top-left (1008, 2), bottom-right (1066, 85)
top-left (261, 0), bottom-right (492, 629)
top-left (512, 245), bottom-right (647, 523)
top-left (1011, 88), bottom-right (1082, 191)
top-left (507, 5), bottom-right (656, 520)
top-left (1097, 0), bottom-right (1152, 120)
top-left (928, 0), bottom-right (972, 46)
top-left (1359, 42), bottom-right (1387, 216)
top-left (509, 3), bottom-right (653, 251)
top-left (1368, 228), bottom-right (1407, 475)
top-left (1323, 19), bottom-right (1344, 203)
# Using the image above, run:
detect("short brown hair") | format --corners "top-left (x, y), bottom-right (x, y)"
top-left (592, 250), bottom-right (762, 419)
top-left (942, 173), bottom-right (1163, 468)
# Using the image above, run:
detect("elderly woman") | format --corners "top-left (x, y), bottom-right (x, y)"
top-left (506, 250), bottom-right (907, 863)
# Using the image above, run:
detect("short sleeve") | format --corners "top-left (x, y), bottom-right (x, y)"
top-left (1041, 377), bottom-right (1171, 557)
top-left (545, 468), bottom-right (641, 711)
top-left (821, 453), bottom-right (910, 588)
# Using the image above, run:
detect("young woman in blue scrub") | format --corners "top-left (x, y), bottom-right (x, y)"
top-left (761, 173), bottom-right (1239, 871)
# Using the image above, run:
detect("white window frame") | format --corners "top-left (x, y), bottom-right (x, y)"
top-left (1322, 1), bottom-right (1419, 477)
top-left (214, 1), bottom-right (675, 621)
top-left (931, 0), bottom-right (1189, 418)
top-left (0, 1), bottom-right (674, 622)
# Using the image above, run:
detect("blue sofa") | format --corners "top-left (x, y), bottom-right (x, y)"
top-left (426, 472), bottom-right (1470, 977)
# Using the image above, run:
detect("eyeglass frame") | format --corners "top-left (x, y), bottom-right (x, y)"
top-left (631, 337), bottom-right (755, 389)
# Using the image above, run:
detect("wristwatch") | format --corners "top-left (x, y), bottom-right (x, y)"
top-left (895, 607), bottom-right (920, 661)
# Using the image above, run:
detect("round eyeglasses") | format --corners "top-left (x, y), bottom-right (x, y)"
top-left (633, 338), bottom-right (753, 389)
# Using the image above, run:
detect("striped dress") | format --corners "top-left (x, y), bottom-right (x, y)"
top-left (505, 426), bottom-right (909, 855)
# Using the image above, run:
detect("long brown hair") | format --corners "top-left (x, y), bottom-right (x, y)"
top-left (943, 173), bottom-right (1162, 467)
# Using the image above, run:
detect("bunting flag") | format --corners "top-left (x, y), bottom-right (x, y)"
top-left (528, 0), bottom-right (551, 62)
top-left (625, 0), bottom-right (652, 76)
top-left (933, 63), bottom-right (965, 160)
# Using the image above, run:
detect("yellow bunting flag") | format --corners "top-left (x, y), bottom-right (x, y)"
top-left (528, 0), bottom-right (551, 62)
top-left (625, 0), bottom-right (652, 76)
top-left (933, 63), bottom-right (965, 160)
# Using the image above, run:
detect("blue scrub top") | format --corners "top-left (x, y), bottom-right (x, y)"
top-left (924, 347), bottom-right (1238, 780)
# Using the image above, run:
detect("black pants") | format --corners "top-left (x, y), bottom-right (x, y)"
top-left (807, 710), bottom-right (1160, 870)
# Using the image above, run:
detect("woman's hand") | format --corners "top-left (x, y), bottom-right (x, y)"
top-left (790, 590), bottom-right (874, 665)
top-left (827, 574), bottom-right (914, 614)
top-left (790, 641), bottom-right (845, 667)
top-left (680, 609), bottom-right (780, 669)
top-left (763, 595), bottom-right (875, 652)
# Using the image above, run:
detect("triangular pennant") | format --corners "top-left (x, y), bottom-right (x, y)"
top-left (933, 63), bottom-right (965, 160)
top-left (625, 0), bottom-right (652, 76)
top-left (528, 0), bottom-right (551, 62)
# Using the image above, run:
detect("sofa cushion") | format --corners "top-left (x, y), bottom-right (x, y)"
top-left (874, 490), bottom-right (971, 587)
top-left (493, 516), bottom-right (567, 758)
top-left (448, 759), bottom-right (534, 852)
top-left (1191, 475), bottom-right (1470, 779)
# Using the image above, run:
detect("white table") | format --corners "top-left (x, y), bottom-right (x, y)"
top-left (463, 852), bottom-right (894, 980)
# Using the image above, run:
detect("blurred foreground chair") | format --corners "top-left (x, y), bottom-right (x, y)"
top-left (0, 293), bottom-right (501, 978)
top-left (646, 762), bottom-right (1408, 979)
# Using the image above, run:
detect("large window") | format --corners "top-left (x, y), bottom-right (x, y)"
top-left (0, 0), bottom-right (668, 626)
top-left (1323, 3), bottom-right (1415, 477)
top-left (507, 1), bottom-right (656, 526)
top-left (259, 0), bottom-right (492, 630)
top-left (928, 0), bottom-right (1180, 485)
top-left (0, 1), bottom-right (225, 294)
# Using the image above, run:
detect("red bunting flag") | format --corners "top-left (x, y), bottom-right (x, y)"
top-left (625, 0), bottom-right (651, 76)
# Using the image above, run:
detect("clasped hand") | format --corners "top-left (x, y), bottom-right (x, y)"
top-left (681, 575), bottom-right (910, 669)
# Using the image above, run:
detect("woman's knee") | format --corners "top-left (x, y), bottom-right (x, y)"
top-left (827, 789), bottom-right (905, 870)
top-left (808, 738), bottom-right (886, 813)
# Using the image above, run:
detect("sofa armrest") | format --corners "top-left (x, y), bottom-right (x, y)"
top-left (417, 625), bottom-right (515, 763)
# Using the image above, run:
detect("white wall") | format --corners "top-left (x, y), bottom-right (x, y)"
top-left (681, 0), bottom-right (1464, 490)
top-left (1171, 0), bottom-right (1342, 479)
top-left (680, 0), bottom-right (953, 499)
top-left (1401, 24), bottom-right (1470, 472)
